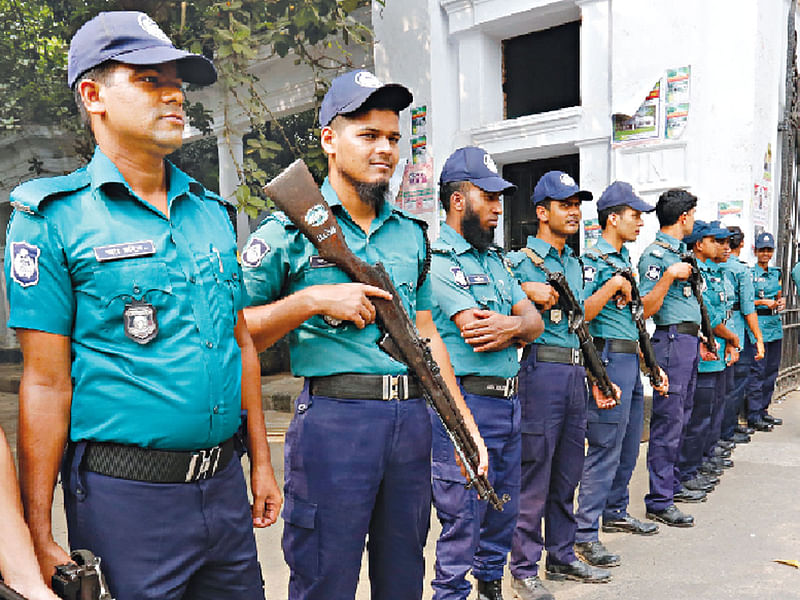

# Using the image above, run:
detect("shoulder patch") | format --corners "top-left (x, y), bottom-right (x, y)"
top-left (583, 265), bottom-right (596, 283)
top-left (450, 266), bottom-right (469, 288)
top-left (645, 264), bottom-right (662, 281)
top-left (10, 169), bottom-right (90, 214)
top-left (10, 242), bottom-right (40, 287)
top-left (241, 238), bottom-right (270, 268)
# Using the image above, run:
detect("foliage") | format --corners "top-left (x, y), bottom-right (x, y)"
top-left (0, 0), bottom-right (383, 215)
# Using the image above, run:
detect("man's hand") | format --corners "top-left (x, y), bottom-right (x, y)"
top-left (455, 425), bottom-right (490, 483)
top-left (666, 262), bottom-right (694, 280)
top-left (7, 581), bottom-right (61, 600)
top-left (755, 339), bottom-right (766, 360)
top-left (521, 282), bottom-right (559, 311)
top-left (460, 309), bottom-right (521, 352)
top-left (777, 297), bottom-right (786, 312)
top-left (250, 464), bottom-right (283, 528)
top-left (32, 537), bottom-right (72, 584)
top-left (592, 382), bottom-right (621, 410)
top-left (725, 344), bottom-right (740, 366)
top-left (699, 340), bottom-right (718, 361)
top-left (653, 368), bottom-right (670, 395)
top-left (610, 274), bottom-right (632, 307)
top-left (312, 283), bottom-right (392, 328)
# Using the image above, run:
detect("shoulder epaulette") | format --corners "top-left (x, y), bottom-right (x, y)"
top-left (268, 210), bottom-right (297, 229)
top-left (504, 252), bottom-right (525, 267)
top-left (10, 168), bottom-right (90, 215)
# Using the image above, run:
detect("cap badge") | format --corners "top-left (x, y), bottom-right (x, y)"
top-left (354, 72), bottom-right (382, 89)
top-left (483, 153), bottom-right (498, 173)
top-left (137, 14), bottom-right (172, 44)
top-left (560, 173), bottom-right (576, 187)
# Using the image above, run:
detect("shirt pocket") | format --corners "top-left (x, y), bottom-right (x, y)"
top-left (386, 262), bottom-right (419, 316)
top-left (196, 251), bottom-right (241, 334)
top-left (90, 261), bottom-right (173, 335)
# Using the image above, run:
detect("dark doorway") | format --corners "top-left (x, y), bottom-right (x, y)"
top-left (502, 154), bottom-right (581, 253)
top-left (502, 21), bottom-right (581, 119)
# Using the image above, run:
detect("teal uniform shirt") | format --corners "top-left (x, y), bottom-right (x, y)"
top-left (698, 259), bottom-right (727, 373)
top-left (506, 236), bottom-right (583, 349)
top-left (791, 261), bottom-right (800, 296)
top-left (751, 265), bottom-right (783, 342)
top-left (4, 148), bottom-right (244, 450)
top-left (581, 237), bottom-right (637, 341)
top-left (429, 223), bottom-right (526, 378)
top-left (242, 178), bottom-right (432, 377)
top-left (638, 232), bottom-right (701, 326)
top-left (720, 255), bottom-right (756, 344)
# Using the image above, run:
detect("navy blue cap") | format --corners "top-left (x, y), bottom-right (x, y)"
top-left (684, 220), bottom-right (711, 246)
top-left (319, 70), bottom-right (412, 127)
top-left (439, 147), bottom-right (516, 194)
top-left (708, 220), bottom-right (732, 240)
top-left (597, 181), bottom-right (655, 212)
top-left (68, 12), bottom-right (216, 88)
top-left (755, 232), bottom-right (775, 249)
top-left (532, 171), bottom-right (592, 205)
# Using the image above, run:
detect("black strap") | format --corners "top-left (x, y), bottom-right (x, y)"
top-left (459, 375), bottom-right (517, 398)
top-left (310, 373), bottom-right (421, 400)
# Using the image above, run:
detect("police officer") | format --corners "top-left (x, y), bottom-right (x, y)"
top-left (747, 232), bottom-right (785, 430)
top-left (675, 221), bottom-right (738, 498)
top-left (428, 147), bottom-right (542, 600)
top-left (637, 189), bottom-right (705, 527)
top-left (241, 71), bottom-right (488, 600)
top-left (506, 171), bottom-right (616, 600)
top-left (574, 182), bottom-right (667, 568)
top-left (0, 426), bottom-right (60, 600)
top-left (719, 225), bottom-right (765, 445)
top-left (5, 12), bottom-right (281, 600)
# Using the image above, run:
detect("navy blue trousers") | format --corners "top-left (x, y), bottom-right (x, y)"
top-left (747, 339), bottom-right (783, 422)
top-left (510, 352), bottom-right (587, 578)
top-left (430, 387), bottom-right (521, 599)
top-left (645, 329), bottom-right (699, 512)
top-left (575, 348), bottom-right (643, 542)
top-left (62, 444), bottom-right (263, 600)
top-left (678, 370), bottom-right (722, 482)
top-left (720, 365), bottom-right (738, 440)
top-left (282, 382), bottom-right (432, 600)
top-left (703, 367), bottom-right (729, 460)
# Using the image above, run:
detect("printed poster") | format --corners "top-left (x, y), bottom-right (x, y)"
top-left (613, 82), bottom-right (660, 143)
top-left (583, 218), bottom-right (601, 248)
top-left (752, 182), bottom-right (770, 233)
top-left (400, 159), bottom-right (436, 218)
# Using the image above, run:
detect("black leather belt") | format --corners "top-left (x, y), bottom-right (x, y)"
top-left (83, 437), bottom-right (235, 483)
top-left (525, 344), bottom-right (584, 365)
top-left (756, 307), bottom-right (776, 316)
top-left (593, 337), bottom-right (639, 354)
top-left (460, 375), bottom-right (518, 398)
top-left (732, 302), bottom-right (741, 311)
top-left (655, 322), bottom-right (700, 336)
top-left (310, 373), bottom-right (421, 400)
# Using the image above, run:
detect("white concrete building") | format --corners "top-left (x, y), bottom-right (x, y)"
top-left (372, 0), bottom-right (798, 263)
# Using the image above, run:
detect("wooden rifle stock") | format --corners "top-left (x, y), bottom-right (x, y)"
top-left (263, 160), bottom-right (508, 510)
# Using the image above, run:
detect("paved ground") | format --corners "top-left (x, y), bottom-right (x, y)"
top-left (2, 369), bottom-right (799, 599)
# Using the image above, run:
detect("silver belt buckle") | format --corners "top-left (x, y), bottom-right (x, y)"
top-left (382, 375), bottom-right (408, 400)
top-left (572, 348), bottom-right (581, 365)
top-left (505, 377), bottom-right (517, 397)
top-left (186, 445), bottom-right (222, 482)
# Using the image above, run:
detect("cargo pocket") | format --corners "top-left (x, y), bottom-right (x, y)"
top-left (586, 421), bottom-right (619, 449)
top-left (520, 420), bottom-right (546, 463)
top-left (281, 494), bottom-right (319, 583)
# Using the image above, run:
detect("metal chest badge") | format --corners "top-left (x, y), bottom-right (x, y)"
top-left (123, 299), bottom-right (159, 344)
top-left (550, 308), bottom-right (563, 324)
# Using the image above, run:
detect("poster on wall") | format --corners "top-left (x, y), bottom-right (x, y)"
top-left (583, 218), bottom-right (602, 248)
top-left (400, 159), bottom-right (437, 229)
top-left (612, 65), bottom-right (691, 147)
top-left (718, 200), bottom-right (743, 220)
top-left (752, 182), bottom-right (770, 234)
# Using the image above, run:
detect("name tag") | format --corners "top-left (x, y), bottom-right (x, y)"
top-left (94, 240), bottom-right (156, 262)
top-left (466, 273), bottom-right (490, 285)
top-left (309, 256), bottom-right (336, 268)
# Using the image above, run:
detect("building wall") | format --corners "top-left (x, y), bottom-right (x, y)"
top-left (373, 0), bottom-right (796, 263)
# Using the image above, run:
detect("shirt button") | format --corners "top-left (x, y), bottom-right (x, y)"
top-left (189, 275), bottom-right (196, 283)
top-left (133, 286), bottom-right (141, 294)
top-left (206, 341), bottom-right (213, 349)
top-left (232, 273), bottom-right (239, 280)
top-left (213, 405), bottom-right (219, 414)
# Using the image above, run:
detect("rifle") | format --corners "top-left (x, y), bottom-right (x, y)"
top-left (613, 268), bottom-right (664, 388)
top-left (0, 550), bottom-right (112, 600)
top-left (681, 253), bottom-right (719, 358)
top-left (263, 160), bottom-right (508, 511)
top-left (520, 248), bottom-right (617, 407)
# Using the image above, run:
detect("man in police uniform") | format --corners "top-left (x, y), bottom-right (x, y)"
top-left (747, 232), bottom-right (785, 430)
top-left (0, 426), bottom-right (60, 600)
top-left (675, 221), bottom-right (737, 499)
top-left (574, 182), bottom-right (667, 568)
top-left (5, 12), bottom-right (281, 600)
top-left (719, 225), bottom-right (764, 445)
top-left (428, 147), bottom-right (542, 600)
top-left (241, 71), bottom-right (488, 600)
top-left (506, 171), bottom-right (617, 600)
top-left (637, 189), bottom-right (704, 527)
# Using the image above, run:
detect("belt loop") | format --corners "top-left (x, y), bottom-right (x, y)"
top-left (67, 441), bottom-right (88, 502)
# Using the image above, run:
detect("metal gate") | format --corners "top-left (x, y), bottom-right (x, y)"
top-left (775, 0), bottom-right (800, 397)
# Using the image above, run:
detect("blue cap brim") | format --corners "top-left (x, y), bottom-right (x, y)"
top-left (471, 175), bottom-right (517, 194)
top-left (321, 84), bottom-right (412, 127)
top-left (627, 197), bottom-right (656, 212)
top-left (549, 189), bottom-right (592, 202)
top-left (111, 46), bottom-right (217, 85)
top-left (755, 243), bottom-right (775, 249)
